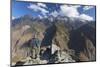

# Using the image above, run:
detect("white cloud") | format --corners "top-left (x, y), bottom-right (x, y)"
top-left (12, 16), bottom-right (15, 20)
top-left (50, 11), bottom-right (59, 17)
top-left (59, 5), bottom-right (79, 17)
top-left (28, 3), bottom-right (94, 21)
top-left (28, 4), bottom-right (39, 11)
top-left (38, 15), bottom-right (43, 19)
top-left (79, 14), bottom-right (93, 21)
top-left (83, 6), bottom-right (94, 11)
top-left (59, 5), bottom-right (94, 21)
top-left (69, 5), bottom-right (81, 9)
top-left (37, 3), bottom-right (47, 8)
top-left (28, 3), bottom-right (49, 15)
top-left (44, 15), bottom-right (48, 18)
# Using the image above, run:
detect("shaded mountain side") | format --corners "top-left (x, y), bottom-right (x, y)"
top-left (41, 24), bottom-right (57, 47)
top-left (68, 23), bottom-right (96, 61)
top-left (79, 23), bottom-right (96, 46)
top-left (68, 30), bottom-right (86, 53)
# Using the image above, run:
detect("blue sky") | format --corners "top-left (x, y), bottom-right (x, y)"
top-left (12, 0), bottom-right (96, 21)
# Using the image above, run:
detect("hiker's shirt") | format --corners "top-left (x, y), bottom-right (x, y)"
top-left (30, 38), bottom-right (41, 58)
top-left (31, 38), bottom-right (41, 50)
top-left (30, 38), bottom-right (41, 48)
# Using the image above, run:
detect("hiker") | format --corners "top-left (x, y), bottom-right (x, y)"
top-left (30, 32), bottom-right (42, 59)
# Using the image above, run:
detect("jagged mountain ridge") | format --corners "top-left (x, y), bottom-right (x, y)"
top-left (12, 14), bottom-right (95, 30)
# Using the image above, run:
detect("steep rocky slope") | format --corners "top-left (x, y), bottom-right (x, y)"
top-left (11, 15), bottom-right (96, 66)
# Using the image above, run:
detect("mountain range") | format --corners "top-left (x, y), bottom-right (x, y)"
top-left (11, 14), bottom-right (96, 66)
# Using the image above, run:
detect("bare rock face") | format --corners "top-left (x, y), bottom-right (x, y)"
top-left (14, 54), bottom-right (48, 66)
top-left (57, 51), bottom-right (75, 63)
top-left (68, 24), bottom-right (96, 61)
top-left (79, 37), bottom-right (96, 61)
top-left (23, 58), bottom-right (48, 65)
top-left (52, 44), bottom-right (60, 54)
top-left (12, 22), bottom-right (46, 63)
top-left (12, 25), bottom-right (33, 63)
top-left (49, 50), bottom-right (75, 63)
top-left (54, 22), bottom-right (70, 51)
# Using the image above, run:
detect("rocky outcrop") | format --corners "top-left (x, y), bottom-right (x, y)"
top-left (79, 37), bottom-right (96, 61)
